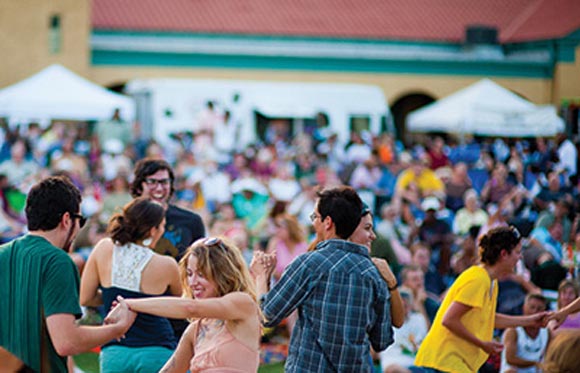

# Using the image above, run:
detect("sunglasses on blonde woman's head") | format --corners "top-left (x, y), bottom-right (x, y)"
top-left (201, 237), bottom-right (227, 251)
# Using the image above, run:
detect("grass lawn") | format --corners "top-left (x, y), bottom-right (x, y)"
top-left (258, 362), bottom-right (285, 372)
top-left (73, 353), bottom-right (99, 373)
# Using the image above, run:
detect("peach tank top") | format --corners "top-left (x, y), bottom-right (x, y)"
top-left (190, 319), bottom-right (259, 373)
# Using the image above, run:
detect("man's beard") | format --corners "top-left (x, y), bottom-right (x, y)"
top-left (62, 221), bottom-right (76, 252)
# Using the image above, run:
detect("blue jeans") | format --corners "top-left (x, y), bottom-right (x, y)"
top-left (409, 367), bottom-right (447, 373)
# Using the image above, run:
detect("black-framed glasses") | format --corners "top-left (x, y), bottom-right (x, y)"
top-left (144, 178), bottom-right (171, 187)
top-left (309, 212), bottom-right (320, 223)
top-left (71, 213), bottom-right (87, 228)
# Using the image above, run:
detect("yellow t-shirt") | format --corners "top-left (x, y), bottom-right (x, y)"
top-left (414, 265), bottom-right (497, 373)
top-left (395, 168), bottom-right (444, 195)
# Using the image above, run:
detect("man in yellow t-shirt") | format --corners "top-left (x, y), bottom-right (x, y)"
top-left (395, 158), bottom-right (445, 198)
top-left (412, 226), bottom-right (548, 373)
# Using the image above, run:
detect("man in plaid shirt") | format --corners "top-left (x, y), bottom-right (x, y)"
top-left (259, 186), bottom-right (393, 372)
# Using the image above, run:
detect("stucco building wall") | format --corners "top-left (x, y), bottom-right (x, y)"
top-left (0, 0), bottom-right (90, 88)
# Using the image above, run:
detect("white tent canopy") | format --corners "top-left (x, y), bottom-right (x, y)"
top-left (407, 79), bottom-right (564, 137)
top-left (0, 64), bottom-right (135, 127)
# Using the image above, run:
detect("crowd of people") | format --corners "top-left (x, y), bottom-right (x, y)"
top-left (1, 106), bottom-right (580, 372)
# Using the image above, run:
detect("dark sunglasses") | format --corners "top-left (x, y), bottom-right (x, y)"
top-left (71, 213), bottom-right (87, 228)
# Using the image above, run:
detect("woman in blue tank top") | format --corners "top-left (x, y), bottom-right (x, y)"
top-left (80, 197), bottom-right (182, 373)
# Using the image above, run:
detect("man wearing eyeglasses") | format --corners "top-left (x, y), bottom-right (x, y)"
top-left (131, 158), bottom-right (205, 338)
top-left (0, 176), bottom-right (136, 372)
top-left (257, 186), bottom-right (394, 372)
top-left (131, 158), bottom-right (205, 261)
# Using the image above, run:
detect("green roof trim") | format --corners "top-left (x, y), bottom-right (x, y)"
top-left (92, 50), bottom-right (552, 78)
top-left (503, 28), bottom-right (580, 63)
top-left (90, 29), bottom-right (560, 78)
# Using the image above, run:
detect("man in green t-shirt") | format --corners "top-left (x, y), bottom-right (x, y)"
top-left (0, 176), bottom-right (136, 372)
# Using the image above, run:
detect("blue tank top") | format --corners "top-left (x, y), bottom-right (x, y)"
top-left (102, 287), bottom-right (177, 350)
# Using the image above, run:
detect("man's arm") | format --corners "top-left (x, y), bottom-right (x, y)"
top-left (442, 301), bottom-right (503, 355)
top-left (502, 328), bottom-right (540, 369)
top-left (260, 255), bottom-right (312, 327)
top-left (46, 303), bottom-right (135, 357)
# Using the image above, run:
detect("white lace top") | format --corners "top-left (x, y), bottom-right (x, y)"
top-left (111, 242), bottom-right (154, 292)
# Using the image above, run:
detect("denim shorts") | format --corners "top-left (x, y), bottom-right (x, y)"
top-left (100, 345), bottom-right (174, 373)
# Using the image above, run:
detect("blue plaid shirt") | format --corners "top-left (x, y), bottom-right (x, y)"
top-left (261, 239), bottom-right (393, 372)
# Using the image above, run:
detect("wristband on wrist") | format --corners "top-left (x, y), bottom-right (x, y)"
top-left (388, 283), bottom-right (398, 291)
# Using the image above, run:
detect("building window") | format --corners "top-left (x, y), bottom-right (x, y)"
top-left (49, 14), bottom-right (61, 54)
top-left (349, 116), bottom-right (370, 134)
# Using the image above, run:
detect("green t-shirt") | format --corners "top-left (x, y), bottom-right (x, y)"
top-left (0, 235), bottom-right (82, 372)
